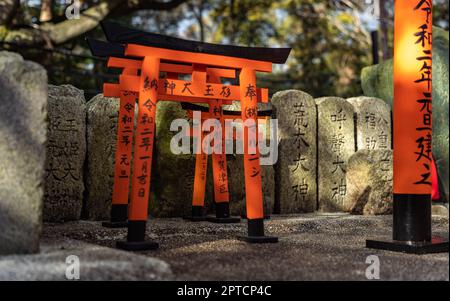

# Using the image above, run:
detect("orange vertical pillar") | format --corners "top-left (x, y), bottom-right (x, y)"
top-left (117, 56), bottom-right (160, 251)
top-left (208, 100), bottom-right (240, 223)
top-left (366, 0), bottom-right (448, 253)
top-left (238, 68), bottom-right (277, 243)
top-left (103, 68), bottom-right (137, 228)
top-left (187, 121), bottom-right (209, 221)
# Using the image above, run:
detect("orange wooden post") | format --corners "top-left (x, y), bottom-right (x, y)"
top-left (103, 68), bottom-right (137, 228)
top-left (238, 68), bottom-right (277, 243)
top-left (183, 106), bottom-right (270, 223)
top-left (366, 0), bottom-right (448, 253)
top-left (190, 128), bottom-right (209, 220)
top-left (116, 56), bottom-right (160, 251)
top-left (207, 99), bottom-right (241, 223)
top-left (207, 70), bottom-right (241, 223)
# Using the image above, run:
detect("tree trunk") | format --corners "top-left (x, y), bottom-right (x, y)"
top-left (40, 0), bottom-right (54, 23)
top-left (197, 0), bottom-right (205, 42)
top-left (379, 0), bottom-right (390, 60)
top-left (1, 0), bottom-right (189, 46)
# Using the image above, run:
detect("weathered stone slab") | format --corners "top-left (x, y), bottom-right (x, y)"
top-left (44, 85), bottom-right (86, 222)
top-left (0, 51), bottom-right (47, 254)
top-left (226, 154), bottom-right (275, 217)
top-left (85, 97), bottom-right (197, 218)
top-left (432, 204), bottom-right (449, 217)
top-left (343, 150), bottom-right (393, 215)
top-left (272, 90), bottom-right (317, 213)
top-left (316, 97), bottom-right (355, 212)
top-left (0, 238), bottom-right (173, 280)
top-left (361, 27), bottom-right (449, 202)
top-left (149, 101), bottom-right (196, 217)
top-left (347, 96), bottom-right (391, 151)
top-left (85, 94), bottom-right (120, 220)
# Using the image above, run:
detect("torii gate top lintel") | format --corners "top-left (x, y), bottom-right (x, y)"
top-left (100, 21), bottom-right (291, 67)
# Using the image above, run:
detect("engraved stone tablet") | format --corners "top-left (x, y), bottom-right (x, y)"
top-left (347, 96), bottom-right (391, 151)
top-left (316, 97), bottom-right (355, 212)
top-left (44, 85), bottom-right (86, 222)
top-left (272, 90), bottom-right (317, 213)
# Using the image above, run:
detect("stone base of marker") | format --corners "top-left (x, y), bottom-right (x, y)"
top-left (344, 150), bottom-right (393, 215)
top-left (102, 204), bottom-right (129, 228)
top-left (206, 202), bottom-right (241, 224)
top-left (238, 219), bottom-right (278, 244)
top-left (116, 221), bottom-right (159, 251)
top-left (366, 195), bottom-right (449, 254)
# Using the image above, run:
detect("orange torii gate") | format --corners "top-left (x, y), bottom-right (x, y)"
top-left (88, 39), bottom-right (270, 226)
top-left (180, 102), bottom-right (272, 222)
top-left (88, 22), bottom-right (290, 251)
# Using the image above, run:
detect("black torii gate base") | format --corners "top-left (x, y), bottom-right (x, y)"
top-left (366, 195), bottom-right (449, 254)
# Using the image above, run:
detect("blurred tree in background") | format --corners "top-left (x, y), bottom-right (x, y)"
top-left (0, 0), bottom-right (448, 99)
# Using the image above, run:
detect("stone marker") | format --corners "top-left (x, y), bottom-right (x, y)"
top-left (343, 150), bottom-right (393, 215)
top-left (272, 90), bottom-right (317, 213)
top-left (226, 154), bottom-right (275, 217)
top-left (316, 97), bottom-right (355, 212)
top-left (432, 204), bottom-right (449, 217)
top-left (347, 96), bottom-right (391, 151)
top-left (44, 85), bottom-right (86, 222)
top-left (149, 101), bottom-right (197, 217)
top-left (85, 94), bottom-right (121, 220)
top-left (0, 51), bottom-right (47, 254)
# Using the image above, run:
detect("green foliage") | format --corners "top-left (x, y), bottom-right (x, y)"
top-left (1, 0), bottom-right (448, 99)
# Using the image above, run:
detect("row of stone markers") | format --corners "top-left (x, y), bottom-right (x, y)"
top-left (43, 87), bottom-right (393, 221)
top-left (271, 90), bottom-right (392, 214)
top-left (42, 88), bottom-right (275, 222)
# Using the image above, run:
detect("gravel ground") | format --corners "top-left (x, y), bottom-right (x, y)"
top-left (40, 213), bottom-right (449, 281)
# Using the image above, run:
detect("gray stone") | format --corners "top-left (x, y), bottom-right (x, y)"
top-left (149, 101), bottom-right (196, 217)
top-left (0, 51), bottom-right (47, 254)
top-left (272, 90), bottom-right (317, 213)
top-left (361, 27), bottom-right (449, 202)
top-left (44, 85), bottom-right (86, 222)
top-left (85, 94), bottom-right (120, 220)
top-left (0, 238), bottom-right (173, 280)
top-left (432, 204), bottom-right (449, 217)
top-left (316, 97), bottom-right (356, 212)
top-left (344, 150), bottom-right (393, 215)
top-left (347, 96), bottom-right (391, 151)
top-left (226, 154), bottom-right (275, 217)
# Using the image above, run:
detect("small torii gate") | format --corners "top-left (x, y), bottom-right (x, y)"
top-left (88, 22), bottom-right (291, 251)
top-left (89, 39), bottom-right (271, 224)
